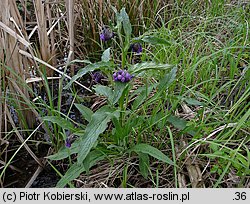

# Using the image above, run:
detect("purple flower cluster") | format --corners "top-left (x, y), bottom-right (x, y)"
top-left (130, 43), bottom-right (142, 54)
top-left (113, 70), bottom-right (134, 83)
top-left (100, 26), bottom-right (114, 42)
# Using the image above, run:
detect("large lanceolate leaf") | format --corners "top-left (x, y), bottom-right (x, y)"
top-left (120, 8), bottom-right (132, 41)
top-left (138, 152), bottom-right (150, 179)
top-left (132, 84), bottom-right (155, 110)
top-left (142, 36), bottom-right (171, 45)
top-left (93, 82), bottom-right (127, 105)
top-left (101, 48), bottom-right (111, 62)
top-left (111, 82), bottom-right (127, 104)
top-left (167, 115), bottom-right (197, 136)
top-left (77, 106), bottom-right (117, 165)
top-left (74, 104), bottom-right (93, 122)
top-left (47, 106), bottom-right (118, 162)
top-left (56, 150), bottom-right (106, 187)
top-left (56, 163), bottom-right (85, 188)
top-left (129, 143), bottom-right (174, 166)
top-left (64, 61), bottom-right (113, 89)
top-left (46, 139), bottom-right (80, 160)
top-left (93, 85), bottom-right (113, 102)
top-left (131, 62), bottom-right (174, 74)
top-left (158, 66), bottom-right (177, 91)
top-left (43, 116), bottom-right (75, 131)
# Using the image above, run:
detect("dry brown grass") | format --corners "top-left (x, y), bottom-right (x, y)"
top-left (0, 0), bottom-right (34, 130)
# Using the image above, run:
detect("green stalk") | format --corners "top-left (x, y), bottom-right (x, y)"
top-left (167, 126), bottom-right (178, 188)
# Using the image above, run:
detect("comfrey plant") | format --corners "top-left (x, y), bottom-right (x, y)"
top-left (45, 7), bottom-right (177, 187)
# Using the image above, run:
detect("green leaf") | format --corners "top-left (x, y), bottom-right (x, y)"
top-left (94, 83), bottom-right (127, 105)
top-left (120, 8), bottom-right (132, 41)
top-left (129, 143), bottom-right (174, 166)
top-left (56, 150), bottom-right (106, 187)
top-left (56, 163), bottom-right (85, 188)
top-left (167, 115), bottom-right (197, 136)
top-left (101, 48), bottom-right (111, 62)
top-left (74, 104), bottom-right (93, 122)
top-left (46, 139), bottom-right (81, 160)
top-left (167, 115), bottom-right (186, 130)
top-left (93, 85), bottom-right (113, 103)
top-left (43, 116), bottom-right (75, 131)
top-left (64, 61), bottom-right (113, 89)
top-left (111, 82), bottom-right (127, 105)
top-left (138, 152), bottom-right (149, 179)
top-left (132, 84), bottom-right (155, 110)
top-left (158, 66), bottom-right (177, 91)
top-left (77, 106), bottom-right (115, 164)
top-left (184, 98), bottom-right (204, 106)
top-left (142, 36), bottom-right (171, 45)
top-left (83, 150), bottom-right (106, 173)
top-left (131, 62), bottom-right (173, 74)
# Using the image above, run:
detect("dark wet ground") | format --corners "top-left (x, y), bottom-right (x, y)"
top-left (3, 143), bottom-right (59, 188)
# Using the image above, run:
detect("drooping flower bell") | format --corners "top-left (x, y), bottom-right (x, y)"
top-left (100, 26), bottom-right (114, 42)
top-left (113, 70), bottom-right (134, 83)
top-left (65, 138), bottom-right (71, 148)
top-left (130, 43), bottom-right (142, 54)
top-left (92, 71), bottom-right (104, 83)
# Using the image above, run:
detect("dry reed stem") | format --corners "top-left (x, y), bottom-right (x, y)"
top-left (0, 0), bottom-right (35, 128)
top-left (26, 76), bottom-right (61, 83)
top-left (65, 0), bottom-right (75, 75)
top-left (0, 21), bottom-right (30, 47)
top-left (0, 160), bottom-right (23, 173)
top-left (46, 2), bottom-right (57, 67)
top-left (25, 165), bottom-right (43, 188)
top-left (33, 0), bottom-right (53, 76)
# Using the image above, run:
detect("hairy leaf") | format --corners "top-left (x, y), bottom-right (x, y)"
top-left (74, 104), bottom-right (93, 122)
top-left (101, 48), bottom-right (111, 62)
top-left (158, 66), bottom-right (177, 91)
top-left (131, 62), bottom-right (173, 74)
top-left (111, 82), bottom-right (127, 105)
top-left (93, 85), bottom-right (113, 103)
top-left (130, 143), bottom-right (174, 165)
top-left (56, 150), bottom-right (105, 187)
top-left (120, 8), bottom-right (132, 41)
top-left (46, 139), bottom-right (80, 160)
top-left (167, 115), bottom-right (197, 136)
top-left (43, 116), bottom-right (75, 131)
top-left (138, 152), bottom-right (149, 179)
top-left (77, 106), bottom-right (115, 164)
top-left (142, 36), bottom-right (171, 45)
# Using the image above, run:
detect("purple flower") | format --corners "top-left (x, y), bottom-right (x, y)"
top-left (113, 70), bottom-right (134, 83)
top-left (130, 43), bottom-right (142, 54)
top-left (92, 71), bottom-right (104, 83)
top-left (100, 26), bottom-right (114, 42)
top-left (65, 138), bottom-right (71, 148)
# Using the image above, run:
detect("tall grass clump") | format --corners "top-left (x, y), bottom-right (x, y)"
top-left (143, 0), bottom-right (250, 187)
